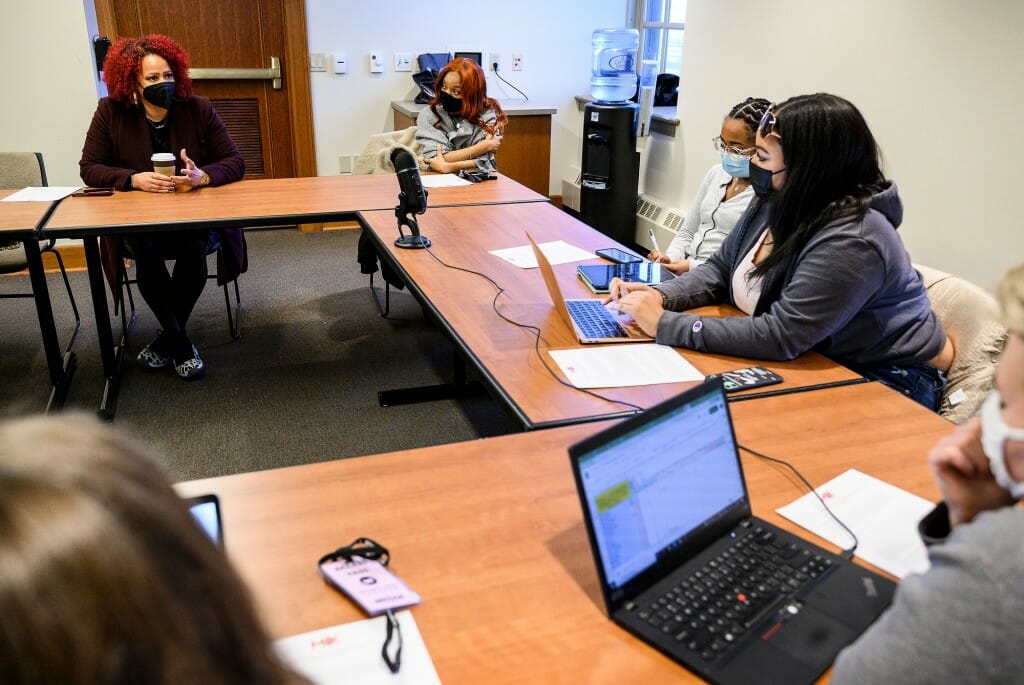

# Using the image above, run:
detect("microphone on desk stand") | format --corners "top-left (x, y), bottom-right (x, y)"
top-left (390, 147), bottom-right (430, 249)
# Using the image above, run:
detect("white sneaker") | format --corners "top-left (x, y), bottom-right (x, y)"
top-left (174, 346), bottom-right (205, 380)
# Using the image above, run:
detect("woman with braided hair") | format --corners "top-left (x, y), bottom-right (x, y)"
top-left (648, 97), bottom-right (771, 275)
top-left (610, 93), bottom-right (953, 410)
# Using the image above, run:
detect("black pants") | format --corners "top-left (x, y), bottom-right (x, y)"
top-left (123, 230), bottom-right (212, 349)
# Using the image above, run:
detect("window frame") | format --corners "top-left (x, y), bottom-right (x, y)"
top-left (633, 0), bottom-right (686, 76)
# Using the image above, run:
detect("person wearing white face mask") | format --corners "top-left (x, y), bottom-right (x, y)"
top-left (648, 98), bottom-right (771, 275)
top-left (831, 263), bottom-right (1024, 684)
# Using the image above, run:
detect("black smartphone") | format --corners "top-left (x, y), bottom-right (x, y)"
top-left (71, 186), bottom-right (114, 196)
top-left (706, 366), bottom-right (783, 392)
top-left (595, 247), bottom-right (643, 264)
top-left (187, 493), bottom-right (224, 548)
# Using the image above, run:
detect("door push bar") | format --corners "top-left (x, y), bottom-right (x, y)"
top-left (190, 56), bottom-right (281, 89)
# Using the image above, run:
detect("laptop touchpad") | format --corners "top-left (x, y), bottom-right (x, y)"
top-left (717, 603), bottom-right (854, 684)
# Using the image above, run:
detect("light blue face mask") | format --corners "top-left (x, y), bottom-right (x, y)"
top-left (720, 151), bottom-right (750, 179)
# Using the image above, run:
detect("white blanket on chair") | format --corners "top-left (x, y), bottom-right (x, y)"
top-left (352, 126), bottom-right (423, 174)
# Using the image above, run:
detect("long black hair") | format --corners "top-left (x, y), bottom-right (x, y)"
top-left (752, 93), bottom-right (887, 278)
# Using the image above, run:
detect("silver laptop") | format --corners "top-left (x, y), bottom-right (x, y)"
top-left (526, 233), bottom-right (652, 344)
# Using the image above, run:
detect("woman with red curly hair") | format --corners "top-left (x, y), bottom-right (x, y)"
top-left (80, 34), bottom-right (245, 381)
top-left (415, 57), bottom-right (509, 177)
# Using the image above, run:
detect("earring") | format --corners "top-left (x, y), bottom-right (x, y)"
top-left (132, 92), bottom-right (138, 105)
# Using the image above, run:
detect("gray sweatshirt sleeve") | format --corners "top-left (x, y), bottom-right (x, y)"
top-left (830, 508), bottom-right (1024, 684)
top-left (653, 229), bottom-right (888, 360)
top-left (415, 107), bottom-right (497, 173)
top-left (415, 107), bottom-right (451, 159)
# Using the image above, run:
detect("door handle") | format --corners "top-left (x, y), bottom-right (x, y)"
top-left (190, 56), bottom-right (282, 89)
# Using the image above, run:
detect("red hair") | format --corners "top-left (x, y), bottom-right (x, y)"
top-left (103, 34), bottom-right (193, 107)
top-left (429, 58), bottom-right (509, 134)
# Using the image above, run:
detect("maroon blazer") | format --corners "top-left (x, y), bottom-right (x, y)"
top-left (79, 95), bottom-right (247, 299)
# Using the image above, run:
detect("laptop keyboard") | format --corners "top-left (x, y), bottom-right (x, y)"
top-left (636, 525), bottom-right (835, 663)
top-left (566, 299), bottom-right (628, 339)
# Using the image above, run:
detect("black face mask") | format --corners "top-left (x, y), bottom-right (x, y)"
top-left (142, 81), bottom-right (176, 110)
top-left (439, 91), bottom-right (462, 115)
top-left (748, 160), bottom-right (785, 200)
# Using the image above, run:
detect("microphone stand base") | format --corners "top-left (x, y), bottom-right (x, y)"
top-left (394, 235), bottom-right (431, 249)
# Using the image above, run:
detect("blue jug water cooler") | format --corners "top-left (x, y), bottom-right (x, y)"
top-left (580, 102), bottom-right (640, 247)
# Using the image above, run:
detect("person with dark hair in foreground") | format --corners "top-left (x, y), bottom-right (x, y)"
top-left (80, 34), bottom-right (246, 380)
top-left (831, 264), bottom-right (1024, 683)
top-left (0, 414), bottom-right (309, 685)
top-left (609, 93), bottom-right (953, 410)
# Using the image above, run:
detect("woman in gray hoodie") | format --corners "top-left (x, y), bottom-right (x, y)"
top-left (609, 93), bottom-right (952, 410)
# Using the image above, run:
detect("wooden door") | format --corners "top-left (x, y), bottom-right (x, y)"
top-left (96, 0), bottom-right (316, 180)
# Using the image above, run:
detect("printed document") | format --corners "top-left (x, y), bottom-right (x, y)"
top-left (491, 240), bottom-right (595, 268)
top-left (420, 173), bottom-right (471, 188)
top-left (776, 469), bottom-right (934, 578)
top-left (275, 611), bottom-right (441, 684)
top-left (2, 186), bottom-right (80, 201)
top-left (549, 344), bottom-right (705, 388)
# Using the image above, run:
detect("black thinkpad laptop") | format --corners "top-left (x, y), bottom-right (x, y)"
top-left (568, 380), bottom-right (896, 685)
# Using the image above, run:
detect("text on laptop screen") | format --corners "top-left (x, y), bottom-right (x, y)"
top-left (577, 389), bottom-right (745, 589)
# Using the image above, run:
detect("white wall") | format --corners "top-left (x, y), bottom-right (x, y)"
top-left (0, 2), bottom-right (103, 186)
top-left (5, 1), bottom-right (1019, 289)
top-left (645, 0), bottom-right (1023, 289)
top-left (305, 0), bottom-right (629, 190)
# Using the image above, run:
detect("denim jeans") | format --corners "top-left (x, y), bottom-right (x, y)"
top-left (853, 362), bottom-right (947, 412)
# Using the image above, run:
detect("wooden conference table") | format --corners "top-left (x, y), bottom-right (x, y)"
top-left (360, 201), bottom-right (863, 429)
top-left (0, 189), bottom-right (75, 410)
top-left (38, 173), bottom-right (547, 419)
top-left (177, 381), bottom-right (952, 684)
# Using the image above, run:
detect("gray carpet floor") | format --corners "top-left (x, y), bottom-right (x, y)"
top-left (0, 229), bottom-right (519, 481)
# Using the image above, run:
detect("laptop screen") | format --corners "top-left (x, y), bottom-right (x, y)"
top-left (574, 384), bottom-right (746, 590)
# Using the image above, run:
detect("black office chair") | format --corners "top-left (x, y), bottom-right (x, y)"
top-left (119, 232), bottom-right (243, 342)
top-left (0, 152), bottom-right (81, 355)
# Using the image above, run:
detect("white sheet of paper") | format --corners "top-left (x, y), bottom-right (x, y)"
top-left (420, 173), bottom-right (471, 188)
top-left (490, 240), bottom-right (596, 268)
top-left (1, 186), bottom-right (80, 202)
top-left (549, 344), bottom-right (705, 388)
top-left (776, 468), bottom-right (934, 578)
top-left (275, 611), bottom-right (441, 685)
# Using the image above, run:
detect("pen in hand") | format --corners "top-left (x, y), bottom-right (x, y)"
top-left (647, 227), bottom-right (662, 255)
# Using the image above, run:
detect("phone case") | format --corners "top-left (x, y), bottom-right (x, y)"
top-left (319, 557), bottom-right (420, 615)
top-left (708, 366), bottom-right (783, 392)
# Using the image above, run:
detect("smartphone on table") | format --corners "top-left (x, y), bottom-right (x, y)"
top-left (595, 247), bottom-right (643, 264)
top-left (707, 366), bottom-right (783, 392)
top-left (71, 186), bottom-right (114, 197)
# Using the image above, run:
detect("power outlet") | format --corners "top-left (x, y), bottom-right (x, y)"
top-left (511, 54), bottom-right (523, 71)
top-left (394, 52), bottom-right (412, 72)
top-left (488, 52), bottom-right (500, 71)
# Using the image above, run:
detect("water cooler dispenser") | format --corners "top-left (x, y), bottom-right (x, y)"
top-left (580, 29), bottom-right (641, 247)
